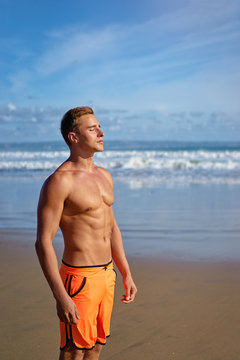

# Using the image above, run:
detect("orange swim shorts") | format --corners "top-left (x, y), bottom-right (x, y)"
top-left (59, 260), bottom-right (117, 350)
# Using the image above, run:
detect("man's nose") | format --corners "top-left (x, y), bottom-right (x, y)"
top-left (98, 128), bottom-right (104, 136)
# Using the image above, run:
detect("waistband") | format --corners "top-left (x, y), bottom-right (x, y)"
top-left (60, 259), bottom-right (113, 276)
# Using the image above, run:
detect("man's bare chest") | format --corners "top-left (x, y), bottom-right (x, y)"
top-left (63, 174), bottom-right (114, 215)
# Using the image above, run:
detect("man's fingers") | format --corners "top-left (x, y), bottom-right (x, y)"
top-left (75, 304), bottom-right (80, 320)
top-left (121, 296), bottom-right (133, 304)
top-left (56, 298), bottom-right (79, 324)
top-left (121, 293), bottom-right (133, 304)
top-left (63, 311), bottom-right (78, 325)
top-left (125, 288), bottom-right (130, 301)
top-left (57, 310), bottom-right (71, 324)
top-left (121, 285), bottom-right (137, 304)
top-left (71, 316), bottom-right (78, 325)
top-left (64, 312), bottom-right (71, 324)
top-left (75, 309), bottom-right (80, 320)
top-left (69, 311), bottom-right (78, 325)
top-left (130, 286), bottom-right (137, 301)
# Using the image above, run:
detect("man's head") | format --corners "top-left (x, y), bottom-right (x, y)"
top-left (61, 106), bottom-right (94, 147)
top-left (60, 106), bottom-right (104, 153)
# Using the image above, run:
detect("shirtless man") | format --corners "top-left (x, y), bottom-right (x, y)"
top-left (35, 106), bottom-right (137, 360)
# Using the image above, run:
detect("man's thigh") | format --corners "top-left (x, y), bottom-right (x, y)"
top-left (84, 344), bottom-right (103, 360)
top-left (59, 343), bottom-right (103, 360)
top-left (59, 343), bottom-right (85, 360)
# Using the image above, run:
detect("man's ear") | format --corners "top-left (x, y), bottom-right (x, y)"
top-left (68, 132), bottom-right (79, 144)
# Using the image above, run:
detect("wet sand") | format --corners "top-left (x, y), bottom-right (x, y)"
top-left (1, 234), bottom-right (240, 360)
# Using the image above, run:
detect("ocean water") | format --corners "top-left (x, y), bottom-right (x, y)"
top-left (0, 140), bottom-right (239, 185)
top-left (0, 140), bottom-right (239, 261)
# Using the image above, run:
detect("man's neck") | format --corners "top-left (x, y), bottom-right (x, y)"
top-left (68, 150), bottom-right (95, 172)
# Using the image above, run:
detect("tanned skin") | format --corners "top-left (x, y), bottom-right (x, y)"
top-left (35, 114), bottom-right (137, 360)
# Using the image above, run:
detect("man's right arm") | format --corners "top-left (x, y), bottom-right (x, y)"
top-left (35, 173), bottom-right (79, 325)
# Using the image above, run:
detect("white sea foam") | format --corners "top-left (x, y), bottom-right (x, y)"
top-left (0, 149), bottom-right (240, 184)
top-left (0, 151), bottom-right (69, 159)
top-left (0, 161), bottom-right (59, 170)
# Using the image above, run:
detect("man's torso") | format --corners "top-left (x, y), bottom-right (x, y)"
top-left (56, 163), bottom-right (114, 266)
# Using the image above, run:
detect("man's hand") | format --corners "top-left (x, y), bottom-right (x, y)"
top-left (121, 275), bottom-right (137, 304)
top-left (56, 295), bottom-right (80, 324)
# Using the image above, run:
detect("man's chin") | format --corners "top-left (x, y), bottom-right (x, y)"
top-left (95, 145), bottom-right (104, 152)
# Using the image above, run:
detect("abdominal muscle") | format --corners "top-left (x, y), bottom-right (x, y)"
top-left (60, 204), bottom-right (113, 266)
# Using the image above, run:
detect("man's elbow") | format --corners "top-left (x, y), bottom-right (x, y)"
top-left (35, 238), bottom-right (42, 256)
top-left (35, 236), bottom-right (47, 256)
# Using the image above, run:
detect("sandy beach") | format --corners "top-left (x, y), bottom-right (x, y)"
top-left (1, 233), bottom-right (240, 360)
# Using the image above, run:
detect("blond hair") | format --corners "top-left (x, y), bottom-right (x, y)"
top-left (60, 106), bottom-right (94, 146)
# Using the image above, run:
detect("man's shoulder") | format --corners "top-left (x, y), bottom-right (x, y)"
top-left (42, 167), bottom-right (72, 193)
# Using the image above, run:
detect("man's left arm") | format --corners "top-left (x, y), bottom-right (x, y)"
top-left (110, 207), bottom-right (137, 304)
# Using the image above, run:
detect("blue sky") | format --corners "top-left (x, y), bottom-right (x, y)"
top-left (0, 0), bottom-right (239, 142)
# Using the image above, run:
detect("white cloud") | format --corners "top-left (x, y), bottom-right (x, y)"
top-left (0, 104), bottom-right (239, 142)
top-left (1, 0), bottom-right (239, 142)
top-left (34, 0), bottom-right (240, 77)
top-left (8, 103), bottom-right (16, 111)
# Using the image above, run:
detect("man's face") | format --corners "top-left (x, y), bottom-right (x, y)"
top-left (75, 114), bottom-right (104, 153)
